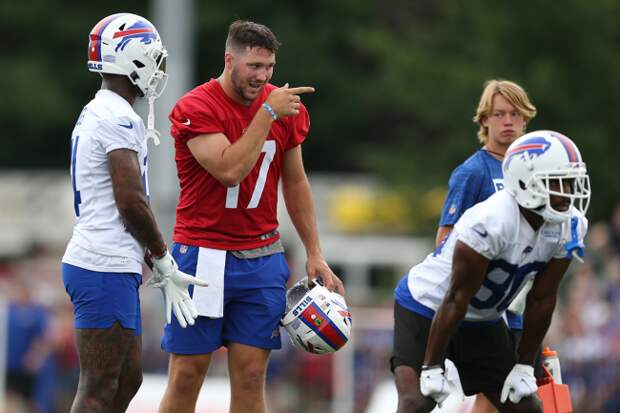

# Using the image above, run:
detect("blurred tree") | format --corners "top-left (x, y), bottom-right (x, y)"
top-left (0, 1), bottom-right (149, 168)
top-left (192, 0), bottom-right (619, 224)
top-left (1, 0), bottom-right (618, 228)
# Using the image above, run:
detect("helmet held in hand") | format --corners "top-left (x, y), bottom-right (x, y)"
top-left (281, 278), bottom-right (352, 354)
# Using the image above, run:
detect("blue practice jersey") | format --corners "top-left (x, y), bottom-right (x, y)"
top-left (439, 150), bottom-right (504, 227)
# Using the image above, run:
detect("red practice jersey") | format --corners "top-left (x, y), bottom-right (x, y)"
top-left (169, 79), bottom-right (309, 250)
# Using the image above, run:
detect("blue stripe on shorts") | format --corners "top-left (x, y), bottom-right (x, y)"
top-left (61, 263), bottom-right (142, 335)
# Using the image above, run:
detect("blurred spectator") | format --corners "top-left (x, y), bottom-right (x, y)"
top-left (5, 278), bottom-right (55, 413)
top-left (611, 205), bottom-right (620, 255)
top-left (294, 352), bottom-right (334, 412)
top-left (544, 205), bottom-right (620, 413)
top-left (48, 303), bottom-right (79, 413)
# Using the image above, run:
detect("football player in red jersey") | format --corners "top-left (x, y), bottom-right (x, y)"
top-left (158, 20), bottom-right (344, 413)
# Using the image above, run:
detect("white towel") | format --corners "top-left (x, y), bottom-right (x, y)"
top-left (193, 248), bottom-right (227, 318)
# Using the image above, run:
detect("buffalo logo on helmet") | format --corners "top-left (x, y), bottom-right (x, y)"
top-left (504, 136), bottom-right (551, 170)
top-left (331, 298), bottom-right (352, 325)
top-left (113, 20), bottom-right (158, 52)
top-left (338, 309), bottom-right (352, 323)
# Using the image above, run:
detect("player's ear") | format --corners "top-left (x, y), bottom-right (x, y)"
top-left (224, 52), bottom-right (234, 69)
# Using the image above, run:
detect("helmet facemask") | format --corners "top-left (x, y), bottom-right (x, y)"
top-left (128, 43), bottom-right (168, 146)
top-left (130, 46), bottom-right (169, 98)
top-left (525, 166), bottom-right (590, 224)
top-left (284, 278), bottom-right (312, 314)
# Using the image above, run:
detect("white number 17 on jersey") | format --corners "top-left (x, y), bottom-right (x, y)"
top-left (225, 140), bottom-right (276, 209)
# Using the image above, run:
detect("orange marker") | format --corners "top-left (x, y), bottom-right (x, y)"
top-left (537, 347), bottom-right (573, 413)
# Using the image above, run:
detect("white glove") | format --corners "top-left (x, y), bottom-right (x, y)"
top-left (147, 251), bottom-right (209, 328)
top-left (501, 363), bottom-right (538, 404)
top-left (146, 251), bottom-right (176, 288)
top-left (420, 365), bottom-right (450, 407)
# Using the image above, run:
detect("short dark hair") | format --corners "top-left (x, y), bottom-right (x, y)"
top-left (225, 20), bottom-right (281, 53)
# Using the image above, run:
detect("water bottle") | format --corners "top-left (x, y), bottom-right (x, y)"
top-left (542, 347), bottom-right (562, 384)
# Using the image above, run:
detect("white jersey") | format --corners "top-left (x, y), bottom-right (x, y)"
top-left (406, 190), bottom-right (587, 323)
top-left (62, 90), bottom-right (149, 274)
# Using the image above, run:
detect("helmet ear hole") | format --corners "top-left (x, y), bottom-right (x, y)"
top-left (519, 180), bottom-right (527, 190)
top-left (129, 71), bottom-right (140, 82)
top-left (133, 60), bottom-right (145, 68)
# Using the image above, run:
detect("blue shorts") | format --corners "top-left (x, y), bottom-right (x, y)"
top-left (161, 244), bottom-right (290, 354)
top-left (61, 263), bottom-right (142, 335)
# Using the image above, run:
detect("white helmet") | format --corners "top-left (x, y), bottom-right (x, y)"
top-left (281, 278), bottom-right (352, 354)
top-left (88, 13), bottom-right (168, 144)
top-left (88, 13), bottom-right (168, 97)
top-left (503, 130), bottom-right (590, 224)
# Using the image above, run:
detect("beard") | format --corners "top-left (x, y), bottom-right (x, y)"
top-left (231, 67), bottom-right (261, 104)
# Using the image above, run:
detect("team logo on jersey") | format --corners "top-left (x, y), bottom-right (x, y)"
top-left (541, 228), bottom-right (561, 242)
top-left (492, 179), bottom-right (505, 192)
top-left (473, 227), bottom-right (488, 238)
top-left (113, 21), bottom-right (157, 51)
top-left (504, 136), bottom-right (551, 170)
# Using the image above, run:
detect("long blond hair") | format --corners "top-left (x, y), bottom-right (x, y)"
top-left (473, 80), bottom-right (537, 144)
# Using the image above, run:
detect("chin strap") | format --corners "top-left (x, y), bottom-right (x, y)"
top-left (563, 216), bottom-right (585, 263)
top-left (534, 206), bottom-right (584, 263)
top-left (144, 93), bottom-right (161, 146)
